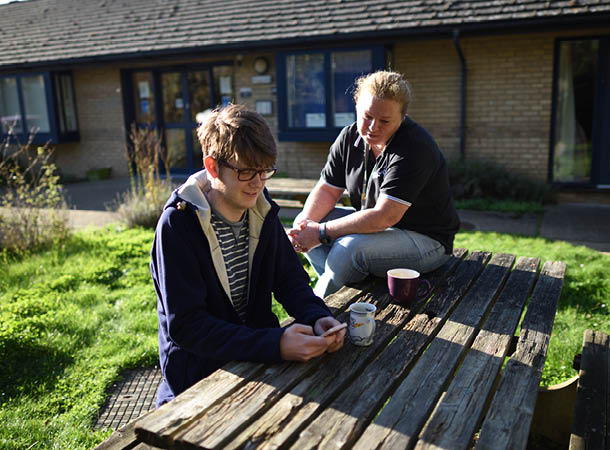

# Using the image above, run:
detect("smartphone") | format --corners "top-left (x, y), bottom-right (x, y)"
top-left (321, 322), bottom-right (347, 337)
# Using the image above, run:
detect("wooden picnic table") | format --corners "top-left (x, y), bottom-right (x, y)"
top-left (126, 248), bottom-right (565, 450)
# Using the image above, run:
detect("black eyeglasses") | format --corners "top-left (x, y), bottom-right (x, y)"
top-left (218, 160), bottom-right (277, 181)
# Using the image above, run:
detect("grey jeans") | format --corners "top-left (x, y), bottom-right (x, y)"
top-left (304, 207), bottom-right (451, 298)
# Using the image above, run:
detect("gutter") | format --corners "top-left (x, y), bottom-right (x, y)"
top-left (453, 28), bottom-right (467, 160)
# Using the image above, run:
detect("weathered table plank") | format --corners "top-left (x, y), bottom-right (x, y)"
top-left (289, 252), bottom-right (484, 450)
top-left (353, 252), bottom-right (513, 450)
top-left (222, 298), bottom-right (411, 450)
top-left (94, 409), bottom-right (157, 450)
top-left (569, 329), bottom-right (609, 450)
top-left (134, 360), bottom-right (264, 448)
top-left (415, 257), bottom-right (540, 450)
top-left (475, 260), bottom-right (567, 450)
top-left (222, 251), bottom-right (466, 450)
top-left (172, 279), bottom-right (393, 449)
top-left (173, 351), bottom-right (327, 448)
top-left (128, 250), bottom-right (565, 450)
top-left (134, 265), bottom-right (374, 447)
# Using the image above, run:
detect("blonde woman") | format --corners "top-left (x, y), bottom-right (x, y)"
top-left (289, 71), bottom-right (460, 298)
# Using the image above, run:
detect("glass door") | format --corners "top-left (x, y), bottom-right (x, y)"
top-left (552, 38), bottom-right (610, 187)
top-left (162, 71), bottom-right (188, 170)
top-left (592, 39), bottom-right (610, 186)
top-left (128, 64), bottom-right (233, 175)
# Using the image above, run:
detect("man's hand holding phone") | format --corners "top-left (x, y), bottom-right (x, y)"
top-left (315, 317), bottom-right (346, 353)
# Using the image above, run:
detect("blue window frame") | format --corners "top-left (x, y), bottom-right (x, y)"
top-left (0, 71), bottom-right (79, 145)
top-left (276, 46), bottom-right (385, 141)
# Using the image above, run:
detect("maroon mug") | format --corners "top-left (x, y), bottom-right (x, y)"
top-left (387, 268), bottom-right (432, 307)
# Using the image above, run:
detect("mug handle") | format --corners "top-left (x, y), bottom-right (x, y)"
top-left (416, 279), bottom-right (432, 301)
top-left (368, 317), bottom-right (376, 335)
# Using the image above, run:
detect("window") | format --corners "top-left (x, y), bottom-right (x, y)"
top-left (0, 72), bottom-right (79, 144)
top-left (55, 73), bottom-right (78, 134)
top-left (277, 47), bottom-right (385, 141)
top-left (0, 77), bottom-right (21, 133)
top-left (551, 37), bottom-right (610, 186)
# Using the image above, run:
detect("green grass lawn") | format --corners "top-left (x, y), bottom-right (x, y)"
top-left (0, 226), bottom-right (608, 449)
top-left (455, 231), bottom-right (609, 385)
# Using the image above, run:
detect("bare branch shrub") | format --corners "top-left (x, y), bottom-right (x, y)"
top-left (116, 124), bottom-right (174, 228)
top-left (0, 126), bottom-right (70, 253)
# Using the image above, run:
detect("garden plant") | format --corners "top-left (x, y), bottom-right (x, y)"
top-left (0, 127), bottom-right (70, 254)
top-left (115, 124), bottom-right (174, 228)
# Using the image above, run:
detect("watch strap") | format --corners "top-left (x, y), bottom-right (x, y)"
top-left (319, 222), bottom-right (332, 244)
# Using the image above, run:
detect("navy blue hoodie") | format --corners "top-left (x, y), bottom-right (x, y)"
top-left (150, 170), bottom-right (332, 406)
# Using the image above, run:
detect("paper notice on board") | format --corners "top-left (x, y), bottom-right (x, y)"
top-left (306, 113), bottom-right (326, 128)
top-left (334, 112), bottom-right (355, 127)
top-left (220, 76), bottom-right (232, 94)
top-left (138, 81), bottom-right (150, 99)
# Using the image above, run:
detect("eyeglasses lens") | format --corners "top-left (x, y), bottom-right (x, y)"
top-left (238, 168), bottom-right (276, 181)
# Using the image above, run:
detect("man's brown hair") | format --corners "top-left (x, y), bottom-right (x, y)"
top-left (197, 104), bottom-right (277, 168)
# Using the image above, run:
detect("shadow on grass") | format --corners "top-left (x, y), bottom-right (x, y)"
top-left (0, 338), bottom-right (73, 406)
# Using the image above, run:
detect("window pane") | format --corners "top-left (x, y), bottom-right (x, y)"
top-left (332, 50), bottom-right (372, 127)
top-left (162, 72), bottom-right (184, 123)
top-left (133, 72), bottom-right (155, 123)
top-left (60, 75), bottom-right (78, 132)
top-left (165, 128), bottom-right (187, 169)
top-left (188, 70), bottom-right (211, 123)
top-left (0, 77), bottom-right (21, 133)
top-left (553, 40), bottom-right (598, 183)
top-left (212, 66), bottom-right (233, 108)
top-left (22, 75), bottom-right (50, 133)
top-left (286, 54), bottom-right (325, 128)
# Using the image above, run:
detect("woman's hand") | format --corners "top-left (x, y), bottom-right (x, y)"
top-left (287, 219), bottom-right (321, 253)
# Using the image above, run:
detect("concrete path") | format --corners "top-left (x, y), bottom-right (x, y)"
top-left (59, 177), bottom-right (610, 253)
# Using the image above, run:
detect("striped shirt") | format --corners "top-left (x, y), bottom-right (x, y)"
top-left (210, 208), bottom-right (249, 321)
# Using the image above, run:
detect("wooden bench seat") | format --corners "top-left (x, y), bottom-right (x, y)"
top-left (569, 329), bottom-right (609, 450)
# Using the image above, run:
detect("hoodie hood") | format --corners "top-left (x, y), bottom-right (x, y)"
top-left (166, 169), bottom-right (277, 301)
top-left (172, 169), bottom-right (274, 224)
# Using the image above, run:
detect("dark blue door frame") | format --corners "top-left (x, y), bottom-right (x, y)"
top-left (121, 63), bottom-right (231, 177)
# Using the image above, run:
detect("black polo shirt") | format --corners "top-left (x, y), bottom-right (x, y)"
top-left (320, 116), bottom-right (460, 254)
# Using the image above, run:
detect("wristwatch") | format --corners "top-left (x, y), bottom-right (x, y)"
top-left (319, 222), bottom-right (332, 245)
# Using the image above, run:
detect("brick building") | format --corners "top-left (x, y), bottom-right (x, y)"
top-left (1, 0), bottom-right (609, 191)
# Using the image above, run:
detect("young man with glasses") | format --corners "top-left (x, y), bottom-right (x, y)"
top-left (151, 104), bottom-right (345, 407)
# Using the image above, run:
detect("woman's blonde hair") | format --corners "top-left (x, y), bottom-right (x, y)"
top-left (197, 104), bottom-right (277, 168)
top-left (353, 71), bottom-right (411, 115)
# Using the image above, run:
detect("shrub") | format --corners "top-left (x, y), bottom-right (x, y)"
top-left (448, 158), bottom-right (556, 204)
top-left (0, 127), bottom-right (70, 253)
top-left (116, 124), bottom-right (174, 228)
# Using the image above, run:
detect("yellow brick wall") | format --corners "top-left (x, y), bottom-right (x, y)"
top-left (395, 34), bottom-right (553, 180)
top-left (54, 66), bottom-right (128, 179)
top-left (395, 27), bottom-right (610, 181)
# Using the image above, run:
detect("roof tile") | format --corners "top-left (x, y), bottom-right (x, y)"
top-left (0, 0), bottom-right (609, 68)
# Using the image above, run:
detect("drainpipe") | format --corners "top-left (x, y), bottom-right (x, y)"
top-left (453, 28), bottom-right (467, 160)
